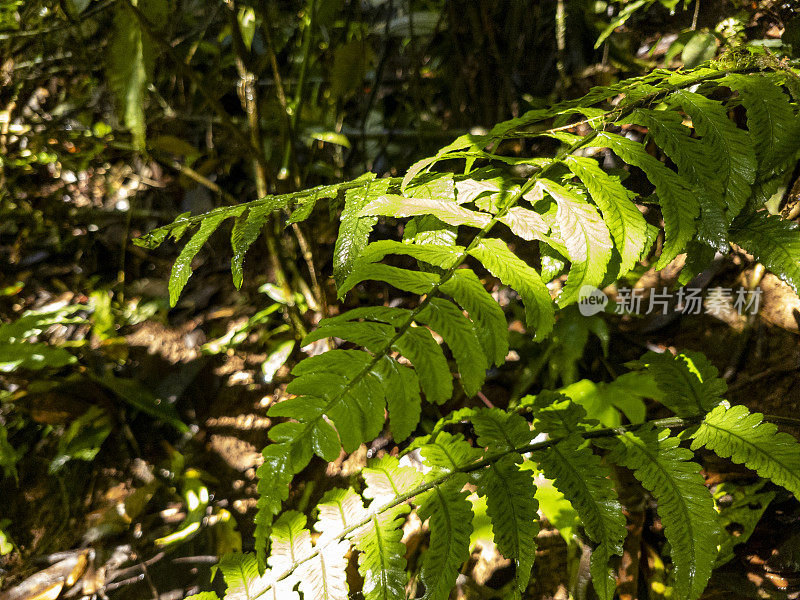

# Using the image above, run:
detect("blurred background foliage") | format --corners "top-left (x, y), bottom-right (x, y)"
top-left (2, 1), bottom-right (800, 598)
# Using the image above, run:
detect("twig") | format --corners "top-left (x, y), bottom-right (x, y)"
top-left (279, 0), bottom-right (318, 183)
top-left (121, 0), bottom-right (267, 173)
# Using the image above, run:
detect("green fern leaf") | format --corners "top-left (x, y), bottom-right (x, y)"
top-left (333, 177), bottom-right (392, 286)
top-left (563, 155), bottom-right (647, 275)
top-left (470, 408), bottom-right (533, 451)
top-left (302, 321), bottom-right (395, 353)
top-left (525, 391), bottom-right (594, 437)
top-left (356, 240), bottom-right (464, 270)
top-left (354, 506), bottom-right (409, 600)
top-left (374, 357), bottom-right (422, 443)
top-left (360, 195), bottom-right (493, 228)
top-left (267, 510), bottom-right (308, 575)
top-left (534, 434), bottom-right (625, 600)
top-left (338, 263), bottom-right (439, 298)
top-left (169, 212), bottom-right (228, 306)
top-left (185, 593), bottom-right (221, 600)
top-left (231, 203), bottom-right (274, 290)
top-left (218, 552), bottom-right (297, 600)
top-left (420, 432), bottom-right (483, 472)
top-left (605, 427), bottom-right (721, 600)
top-left (439, 269), bottom-right (509, 366)
top-left (476, 455), bottom-right (539, 594)
top-left (363, 455), bottom-right (424, 503)
top-left (468, 238), bottom-right (554, 340)
top-left (219, 552), bottom-right (260, 600)
top-left (272, 371), bottom-right (385, 454)
top-left (254, 445), bottom-right (301, 570)
top-left (730, 210), bottom-right (800, 294)
top-left (690, 404), bottom-right (800, 497)
top-left (620, 109), bottom-right (727, 247)
top-left (417, 298), bottom-right (487, 396)
top-left (107, 0), bottom-right (167, 149)
top-left (671, 90), bottom-right (756, 220)
top-left (594, 131), bottom-right (699, 269)
top-left (297, 347), bottom-right (421, 443)
top-left (291, 349), bottom-right (374, 378)
top-left (538, 179), bottom-right (614, 305)
top-left (496, 206), bottom-right (550, 241)
top-left (721, 74), bottom-right (800, 178)
top-left (636, 350), bottom-right (726, 417)
top-left (274, 512), bottom-right (350, 600)
top-left (134, 177), bottom-right (377, 250)
top-left (353, 456), bottom-right (423, 600)
top-left (393, 326), bottom-right (453, 404)
top-left (417, 479), bottom-right (473, 600)
top-left (316, 488), bottom-right (367, 541)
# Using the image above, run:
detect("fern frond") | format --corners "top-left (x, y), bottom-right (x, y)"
top-left (267, 511), bottom-right (310, 589)
top-left (622, 109), bottom-right (727, 247)
top-left (356, 239), bottom-right (465, 270)
top-left (417, 479), bottom-right (473, 600)
top-left (291, 348), bottom-right (375, 377)
top-left (563, 155), bottom-right (648, 275)
top-left (537, 179), bottom-right (614, 305)
top-left (363, 455), bottom-right (424, 504)
top-left (417, 298), bottom-right (487, 396)
top-left (355, 457), bottom-right (420, 600)
top-left (217, 552), bottom-right (297, 600)
top-left (419, 432), bottom-right (483, 473)
top-left (439, 269), bottom-right (509, 366)
top-left (374, 356), bottom-right (422, 443)
top-left (316, 488), bottom-right (367, 542)
top-left (605, 427), bottom-right (721, 600)
top-left (730, 210), bottom-right (800, 294)
top-left (721, 73), bottom-right (800, 178)
top-left (169, 212), bottom-right (229, 306)
top-left (271, 369), bottom-right (385, 454)
top-left (593, 131), bottom-right (699, 269)
top-left (301, 320), bottom-right (396, 353)
top-left (360, 195), bottom-right (492, 228)
top-left (635, 350), bottom-right (726, 417)
top-left (534, 434), bottom-right (625, 600)
top-left (338, 263), bottom-right (439, 297)
top-left (468, 238), bottom-right (555, 340)
top-left (525, 390), bottom-right (595, 436)
top-left (670, 90), bottom-right (756, 220)
top-left (296, 540), bottom-right (350, 600)
top-left (496, 206), bottom-right (551, 241)
top-left (254, 446), bottom-right (300, 570)
top-left (690, 404), bottom-right (800, 497)
top-left (107, 0), bottom-right (167, 149)
top-left (392, 326), bottom-right (453, 404)
top-left (333, 177), bottom-right (393, 286)
top-left (231, 204), bottom-right (273, 290)
top-left (476, 455), bottom-right (539, 595)
top-left (470, 408), bottom-right (533, 452)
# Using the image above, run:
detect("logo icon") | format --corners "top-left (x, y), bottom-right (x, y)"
top-left (577, 286), bottom-right (608, 316)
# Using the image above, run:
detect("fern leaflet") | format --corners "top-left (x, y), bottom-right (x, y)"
top-left (604, 427), bottom-right (721, 600)
top-left (690, 404), bottom-right (800, 497)
top-left (476, 455), bottom-right (539, 596)
top-left (534, 434), bottom-right (625, 600)
top-left (416, 479), bottom-right (473, 600)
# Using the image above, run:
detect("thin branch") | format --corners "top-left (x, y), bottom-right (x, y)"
top-left (121, 0), bottom-right (268, 174)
